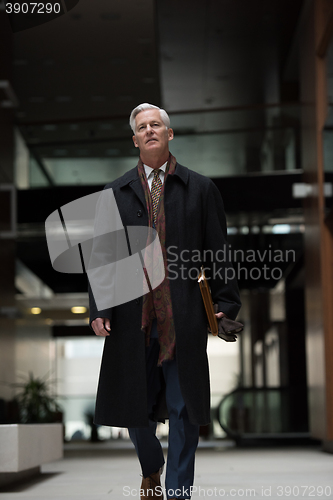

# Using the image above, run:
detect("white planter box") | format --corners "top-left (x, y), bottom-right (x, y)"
top-left (0, 423), bottom-right (63, 473)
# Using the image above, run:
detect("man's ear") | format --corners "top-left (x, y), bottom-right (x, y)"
top-left (132, 135), bottom-right (139, 148)
top-left (168, 128), bottom-right (174, 142)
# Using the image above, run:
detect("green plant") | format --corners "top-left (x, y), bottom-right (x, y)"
top-left (13, 372), bottom-right (62, 424)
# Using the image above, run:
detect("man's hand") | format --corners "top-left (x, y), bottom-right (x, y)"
top-left (91, 317), bottom-right (111, 337)
top-left (213, 304), bottom-right (228, 320)
top-left (215, 311), bottom-right (227, 319)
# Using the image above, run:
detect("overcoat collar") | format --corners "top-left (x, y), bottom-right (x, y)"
top-left (118, 162), bottom-right (189, 189)
top-left (118, 162), bottom-right (189, 208)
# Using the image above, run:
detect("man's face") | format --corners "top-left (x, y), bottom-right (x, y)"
top-left (132, 109), bottom-right (173, 156)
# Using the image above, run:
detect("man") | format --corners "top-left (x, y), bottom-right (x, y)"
top-left (89, 103), bottom-right (241, 499)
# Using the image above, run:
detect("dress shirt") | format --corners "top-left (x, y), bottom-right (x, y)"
top-left (144, 161), bottom-right (167, 191)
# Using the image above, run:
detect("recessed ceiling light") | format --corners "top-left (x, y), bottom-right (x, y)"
top-left (31, 307), bottom-right (41, 315)
top-left (272, 224), bottom-right (291, 234)
top-left (71, 306), bottom-right (87, 314)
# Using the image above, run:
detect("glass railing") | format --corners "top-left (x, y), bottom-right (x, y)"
top-left (217, 387), bottom-right (309, 440)
top-left (15, 103), bottom-right (302, 188)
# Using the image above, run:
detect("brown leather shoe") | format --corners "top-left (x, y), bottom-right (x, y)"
top-left (140, 468), bottom-right (163, 498)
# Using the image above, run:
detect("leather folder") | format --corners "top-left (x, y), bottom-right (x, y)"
top-left (198, 266), bottom-right (218, 335)
top-left (198, 266), bottom-right (244, 342)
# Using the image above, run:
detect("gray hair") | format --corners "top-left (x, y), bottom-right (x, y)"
top-left (129, 103), bottom-right (170, 133)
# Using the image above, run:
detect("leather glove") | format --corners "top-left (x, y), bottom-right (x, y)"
top-left (208, 304), bottom-right (243, 342)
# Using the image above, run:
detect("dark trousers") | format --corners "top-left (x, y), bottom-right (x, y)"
top-left (128, 322), bottom-right (199, 499)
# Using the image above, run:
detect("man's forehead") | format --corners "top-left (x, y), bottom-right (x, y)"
top-left (135, 109), bottom-right (162, 124)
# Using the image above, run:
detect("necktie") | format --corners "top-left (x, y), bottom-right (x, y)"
top-left (151, 169), bottom-right (162, 224)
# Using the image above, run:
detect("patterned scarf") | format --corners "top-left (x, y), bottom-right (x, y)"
top-left (137, 153), bottom-right (177, 365)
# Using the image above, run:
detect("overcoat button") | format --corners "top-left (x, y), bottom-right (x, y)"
top-left (135, 298), bottom-right (140, 304)
top-left (137, 210), bottom-right (142, 217)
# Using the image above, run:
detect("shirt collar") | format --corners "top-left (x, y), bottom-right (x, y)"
top-left (144, 161), bottom-right (168, 179)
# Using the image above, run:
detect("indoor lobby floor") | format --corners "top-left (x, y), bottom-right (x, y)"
top-left (0, 442), bottom-right (332, 500)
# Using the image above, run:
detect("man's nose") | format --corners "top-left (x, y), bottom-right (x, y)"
top-left (146, 124), bottom-right (153, 133)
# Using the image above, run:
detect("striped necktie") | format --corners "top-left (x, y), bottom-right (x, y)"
top-left (151, 169), bottom-right (162, 224)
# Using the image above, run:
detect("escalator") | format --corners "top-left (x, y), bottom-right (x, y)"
top-left (217, 386), bottom-right (311, 445)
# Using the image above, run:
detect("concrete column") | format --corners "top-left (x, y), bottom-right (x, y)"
top-left (299, 0), bottom-right (333, 449)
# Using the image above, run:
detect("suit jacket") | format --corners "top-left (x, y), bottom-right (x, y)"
top-left (89, 162), bottom-right (241, 427)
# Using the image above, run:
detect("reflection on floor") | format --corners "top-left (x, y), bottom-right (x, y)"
top-left (0, 441), bottom-right (332, 499)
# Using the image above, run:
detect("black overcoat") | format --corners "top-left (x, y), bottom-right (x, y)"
top-left (89, 162), bottom-right (241, 428)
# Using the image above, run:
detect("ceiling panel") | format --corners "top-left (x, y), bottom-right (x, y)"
top-left (12, 0), bottom-right (161, 123)
top-left (158, 0), bottom-right (303, 112)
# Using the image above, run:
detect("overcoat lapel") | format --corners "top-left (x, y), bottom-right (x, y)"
top-left (128, 177), bottom-right (146, 210)
top-left (118, 166), bottom-right (147, 211)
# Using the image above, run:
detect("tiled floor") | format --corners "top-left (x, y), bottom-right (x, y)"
top-left (0, 441), bottom-right (332, 500)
